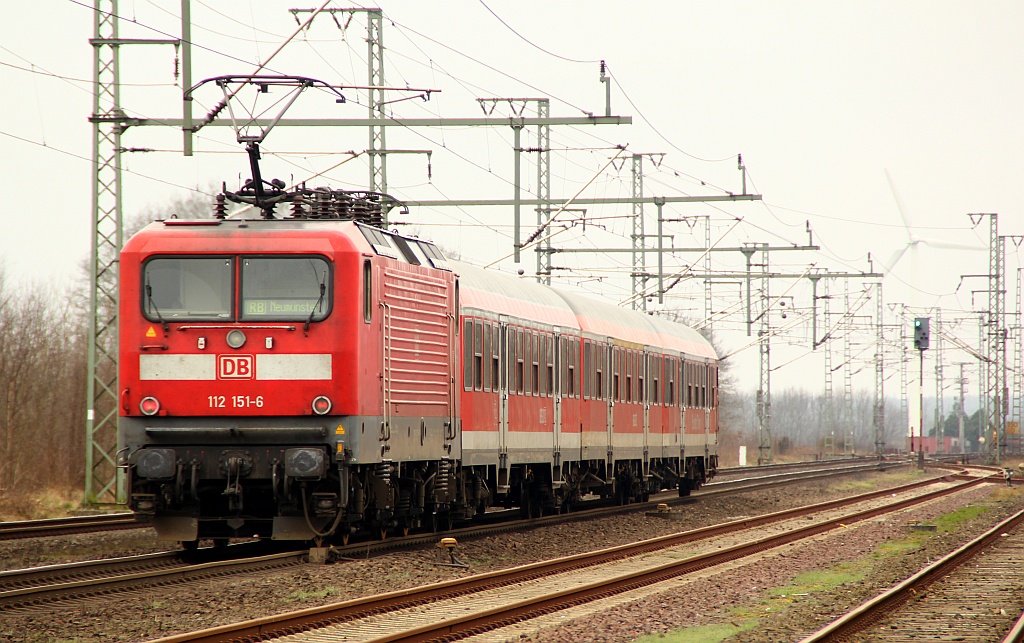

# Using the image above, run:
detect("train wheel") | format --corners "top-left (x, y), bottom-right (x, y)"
top-left (379, 528), bottom-right (389, 540)
top-left (213, 538), bottom-right (229, 549)
top-left (181, 539), bottom-right (199, 551)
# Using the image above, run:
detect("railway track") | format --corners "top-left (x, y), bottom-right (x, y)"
top-left (0, 545), bottom-right (305, 612)
top-left (0, 462), bottom-right (926, 615)
top-left (0, 457), bottom-right (897, 543)
top-left (798, 498), bottom-right (1024, 642)
top-left (146, 470), bottom-right (996, 643)
top-left (0, 513), bottom-right (140, 540)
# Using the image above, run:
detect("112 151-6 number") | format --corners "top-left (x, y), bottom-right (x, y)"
top-left (208, 395), bottom-right (264, 408)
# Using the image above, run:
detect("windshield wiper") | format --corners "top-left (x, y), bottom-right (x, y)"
top-left (304, 272), bottom-right (327, 333)
top-left (145, 276), bottom-right (170, 334)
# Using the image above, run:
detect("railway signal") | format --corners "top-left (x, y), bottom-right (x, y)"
top-left (913, 317), bottom-right (930, 351)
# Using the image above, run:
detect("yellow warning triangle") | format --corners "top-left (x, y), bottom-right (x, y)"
top-left (145, 326), bottom-right (157, 338)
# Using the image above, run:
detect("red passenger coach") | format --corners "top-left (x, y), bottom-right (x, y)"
top-left (118, 189), bottom-right (718, 545)
top-left (454, 260), bottom-right (718, 513)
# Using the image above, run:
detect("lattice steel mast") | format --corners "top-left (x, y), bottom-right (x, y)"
top-left (873, 282), bottom-right (886, 456)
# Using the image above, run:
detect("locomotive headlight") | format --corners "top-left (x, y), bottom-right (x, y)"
top-left (135, 448), bottom-right (177, 479)
top-left (285, 448), bottom-right (326, 479)
top-left (226, 329), bottom-right (247, 349)
top-left (311, 395), bottom-right (332, 415)
top-left (140, 396), bottom-right (161, 416)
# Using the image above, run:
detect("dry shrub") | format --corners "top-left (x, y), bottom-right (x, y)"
top-left (0, 486), bottom-right (85, 521)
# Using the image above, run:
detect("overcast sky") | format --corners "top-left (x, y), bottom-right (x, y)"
top-left (2, 1), bottom-right (1022, 405)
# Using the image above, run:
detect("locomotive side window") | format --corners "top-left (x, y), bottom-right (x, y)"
top-left (241, 256), bottom-right (331, 321)
top-left (143, 257), bottom-right (233, 321)
top-left (363, 260), bottom-right (372, 323)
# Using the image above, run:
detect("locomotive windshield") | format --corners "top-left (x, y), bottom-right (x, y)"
top-left (241, 256), bottom-right (331, 321)
top-left (143, 257), bottom-right (233, 320)
top-left (141, 255), bottom-right (331, 323)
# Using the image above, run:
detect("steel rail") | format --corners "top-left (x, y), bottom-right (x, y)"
top-left (0, 548), bottom-right (303, 611)
top-left (0, 513), bottom-right (140, 540)
top-left (798, 504), bottom-right (1024, 643)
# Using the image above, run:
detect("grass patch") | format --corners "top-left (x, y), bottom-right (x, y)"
top-left (874, 538), bottom-right (924, 558)
top-left (633, 621), bottom-right (756, 643)
top-left (933, 504), bottom-right (988, 532)
top-left (769, 562), bottom-right (869, 599)
top-left (828, 479), bottom-right (877, 493)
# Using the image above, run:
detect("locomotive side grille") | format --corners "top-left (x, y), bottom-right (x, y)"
top-left (382, 267), bottom-right (452, 412)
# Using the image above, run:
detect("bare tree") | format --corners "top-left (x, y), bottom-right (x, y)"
top-left (0, 269), bottom-right (87, 502)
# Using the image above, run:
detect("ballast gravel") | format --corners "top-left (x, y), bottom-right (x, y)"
top-left (2, 466), bottom-right (1022, 643)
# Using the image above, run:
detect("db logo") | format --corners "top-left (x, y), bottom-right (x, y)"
top-left (218, 355), bottom-right (255, 380)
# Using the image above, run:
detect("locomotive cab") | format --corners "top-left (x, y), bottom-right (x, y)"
top-left (118, 215), bottom-right (462, 543)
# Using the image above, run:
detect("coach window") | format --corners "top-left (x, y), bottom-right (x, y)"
top-left (143, 257), bottom-right (233, 321)
top-left (666, 358), bottom-right (676, 406)
top-left (558, 338), bottom-right (567, 397)
top-left (482, 323), bottom-right (491, 392)
top-left (683, 361), bottom-right (691, 407)
top-left (473, 321), bottom-right (483, 391)
top-left (584, 341), bottom-right (592, 399)
top-left (241, 256), bottom-right (331, 321)
top-left (531, 333), bottom-right (540, 396)
top-left (567, 339), bottom-right (577, 399)
top-left (463, 319), bottom-right (473, 391)
top-left (611, 348), bottom-right (620, 402)
top-left (652, 356), bottom-right (660, 405)
top-left (491, 324), bottom-right (501, 392)
top-left (712, 365), bottom-right (719, 408)
top-left (700, 364), bottom-right (708, 408)
top-left (516, 329), bottom-right (525, 395)
top-left (639, 353), bottom-right (646, 405)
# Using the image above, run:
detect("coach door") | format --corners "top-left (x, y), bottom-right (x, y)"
top-left (497, 318), bottom-right (510, 492)
top-left (605, 341), bottom-right (614, 473)
top-left (552, 330), bottom-right (562, 482)
top-left (642, 349), bottom-right (651, 478)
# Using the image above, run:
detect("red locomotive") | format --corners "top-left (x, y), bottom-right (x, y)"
top-left (118, 188), bottom-right (718, 545)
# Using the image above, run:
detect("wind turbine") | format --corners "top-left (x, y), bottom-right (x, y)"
top-left (881, 169), bottom-right (983, 278)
